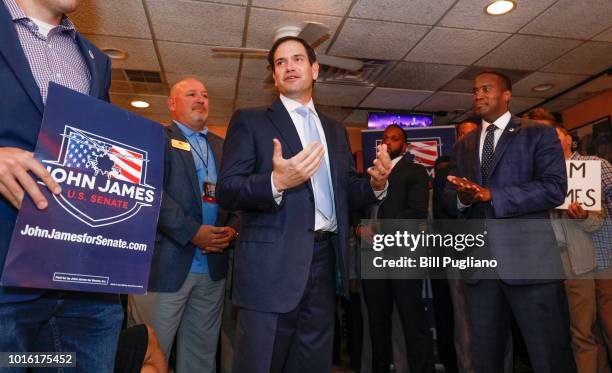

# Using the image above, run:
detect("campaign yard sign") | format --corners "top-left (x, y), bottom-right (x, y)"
top-left (1, 83), bottom-right (164, 294)
top-left (557, 160), bottom-right (602, 211)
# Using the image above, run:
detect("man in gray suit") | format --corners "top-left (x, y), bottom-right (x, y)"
top-left (129, 78), bottom-right (239, 372)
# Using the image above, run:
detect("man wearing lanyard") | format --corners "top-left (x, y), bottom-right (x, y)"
top-left (129, 78), bottom-right (239, 373)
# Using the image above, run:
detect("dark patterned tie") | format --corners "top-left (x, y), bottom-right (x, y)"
top-left (481, 124), bottom-right (498, 186)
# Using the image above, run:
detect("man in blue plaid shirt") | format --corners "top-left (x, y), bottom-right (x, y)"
top-left (556, 124), bottom-right (612, 366)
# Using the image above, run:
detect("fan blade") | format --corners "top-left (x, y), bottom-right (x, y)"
top-left (299, 22), bottom-right (330, 46)
top-left (212, 47), bottom-right (268, 55)
top-left (317, 54), bottom-right (363, 71)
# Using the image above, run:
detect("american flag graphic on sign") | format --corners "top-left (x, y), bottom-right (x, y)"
top-left (408, 140), bottom-right (439, 168)
top-left (108, 146), bottom-right (143, 184)
top-left (63, 129), bottom-right (144, 184)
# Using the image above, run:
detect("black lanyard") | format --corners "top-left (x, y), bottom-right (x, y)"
top-left (185, 133), bottom-right (210, 177)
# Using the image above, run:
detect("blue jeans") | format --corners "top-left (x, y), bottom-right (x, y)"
top-left (0, 291), bottom-right (123, 372)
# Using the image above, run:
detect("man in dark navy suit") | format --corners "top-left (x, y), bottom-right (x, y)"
top-left (445, 71), bottom-right (576, 373)
top-left (0, 0), bottom-right (123, 370)
top-left (217, 36), bottom-right (392, 373)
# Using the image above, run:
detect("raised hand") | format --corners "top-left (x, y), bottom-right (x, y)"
top-left (447, 175), bottom-right (491, 204)
top-left (271, 138), bottom-right (325, 192)
top-left (367, 143), bottom-right (392, 191)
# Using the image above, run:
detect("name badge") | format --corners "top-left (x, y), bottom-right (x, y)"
top-left (171, 139), bottom-right (190, 151)
top-left (203, 182), bottom-right (217, 204)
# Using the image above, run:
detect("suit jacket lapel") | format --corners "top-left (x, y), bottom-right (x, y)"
top-left (267, 98), bottom-right (303, 156)
top-left (0, 4), bottom-right (43, 113)
top-left (487, 116), bottom-right (520, 179)
top-left (168, 123), bottom-right (200, 199)
top-left (75, 34), bottom-right (100, 97)
top-left (318, 111), bottom-right (339, 192)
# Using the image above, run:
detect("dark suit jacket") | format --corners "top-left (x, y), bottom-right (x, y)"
top-left (445, 116), bottom-right (567, 284)
top-left (0, 3), bottom-right (111, 303)
top-left (147, 122), bottom-right (239, 292)
top-left (377, 157), bottom-right (429, 220)
top-left (217, 98), bottom-right (378, 313)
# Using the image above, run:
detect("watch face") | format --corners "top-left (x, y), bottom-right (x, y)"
top-left (202, 181), bottom-right (216, 203)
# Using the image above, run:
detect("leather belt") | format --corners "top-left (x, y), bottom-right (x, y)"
top-left (314, 230), bottom-right (334, 242)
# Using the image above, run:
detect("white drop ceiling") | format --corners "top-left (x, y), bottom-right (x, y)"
top-left (71, 0), bottom-right (612, 127)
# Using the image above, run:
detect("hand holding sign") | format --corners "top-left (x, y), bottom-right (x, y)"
top-left (557, 160), bottom-right (602, 210)
top-left (0, 147), bottom-right (61, 209)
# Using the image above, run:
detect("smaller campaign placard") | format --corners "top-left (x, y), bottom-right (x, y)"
top-left (557, 160), bottom-right (602, 211)
top-left (1, 83), bottom-right (164, 294)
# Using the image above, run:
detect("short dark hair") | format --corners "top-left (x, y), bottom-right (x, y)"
top-left (384, 124), bottom-right (407, 143)
top-left (477, 71), bottom-right (512, 92)
top-left (267, 36), bottom-right (317, 69)
top-left (524, 107), bottom-right (556, 125)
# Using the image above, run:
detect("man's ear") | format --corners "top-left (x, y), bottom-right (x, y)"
top-left (311, 61), bottom-right (320, 81)
top-left (167, 96), bottom-right (175, 112)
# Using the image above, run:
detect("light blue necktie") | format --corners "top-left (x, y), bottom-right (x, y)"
top-left (295, 106), bottom-right (334, 219)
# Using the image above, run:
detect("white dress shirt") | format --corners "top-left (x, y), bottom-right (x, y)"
top-left (457, 111), bottom-right (512, 209)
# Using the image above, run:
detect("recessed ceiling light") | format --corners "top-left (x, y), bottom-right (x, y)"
top-left (532, 83), bottom-right (554, 92)
top-left (102, 48), bottom-right (128, 60)
top-left (485, 0), bottom-right (516, 15)
top-left (130, 100), bottom-right (150, 108)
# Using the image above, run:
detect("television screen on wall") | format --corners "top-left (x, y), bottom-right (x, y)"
top-left (367, 113), bottom-right (433, 129)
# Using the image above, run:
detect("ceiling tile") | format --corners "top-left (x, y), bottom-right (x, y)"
top-left (561, 74), bottom-right (612, 100)
top-left (246, 8), bottom-right (342, 49)
top-left (519, 0), bottom-right (612, 40)
top-left (508, 97), bottom-right (542, 114)
top-left (405, 27), bottom-right (509, 65)
top-left (475, 35), bottom-right (582, 70)
top-left (240, 57), bottom-right (272, 80)
top-left (512, 72), bottom-right (588, 98)
top-left (165, 73), bottom-right (237, 100)
top-left (439, 0), bottom-right (557, 33)
top-left (82, 35), bottom-right (159, 71)
top-left (109, 93), bottom-right (169, 115)
top-left (146, 0), bottom-right (245, 46)
top-left (380, 62), bottom-right (466, 91)
top-left (193, 0), bottom-right (247, 4)
top-left (349, 0), bottom-right (455, 25)
top-left (593, 26), bottom-right (612, 42)
top-left (344, 110), bottom-right (369, 125)
top-left (414, 91), bottom-right (473, 112)
top-left (329, 19), bottom-right (429, 60)
top-left (441, 78), bottom-right (474, 93)
top-left (237, 78), bottom-right (277, 102)
top-left (313, 84), bottom-right (372, 107)
top-left (251, 0), bottom-right (352, 16)
top-left (540, 41), bottom-right (612, 75)
top-left (158, 42), bottom-right (240, 77)
top-left (359, 88), bottom-right (433, 109)
top-left (72, 0), bottom-right (151, 38)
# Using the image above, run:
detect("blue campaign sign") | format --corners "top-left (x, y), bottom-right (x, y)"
top-left (1, 83), bottom-right (164, 294)
top-left (362, 126), bottom-right (456, 182)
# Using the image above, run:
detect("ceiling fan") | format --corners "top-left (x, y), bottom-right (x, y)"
top-left (212, 22), bottom-right (364, 72)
